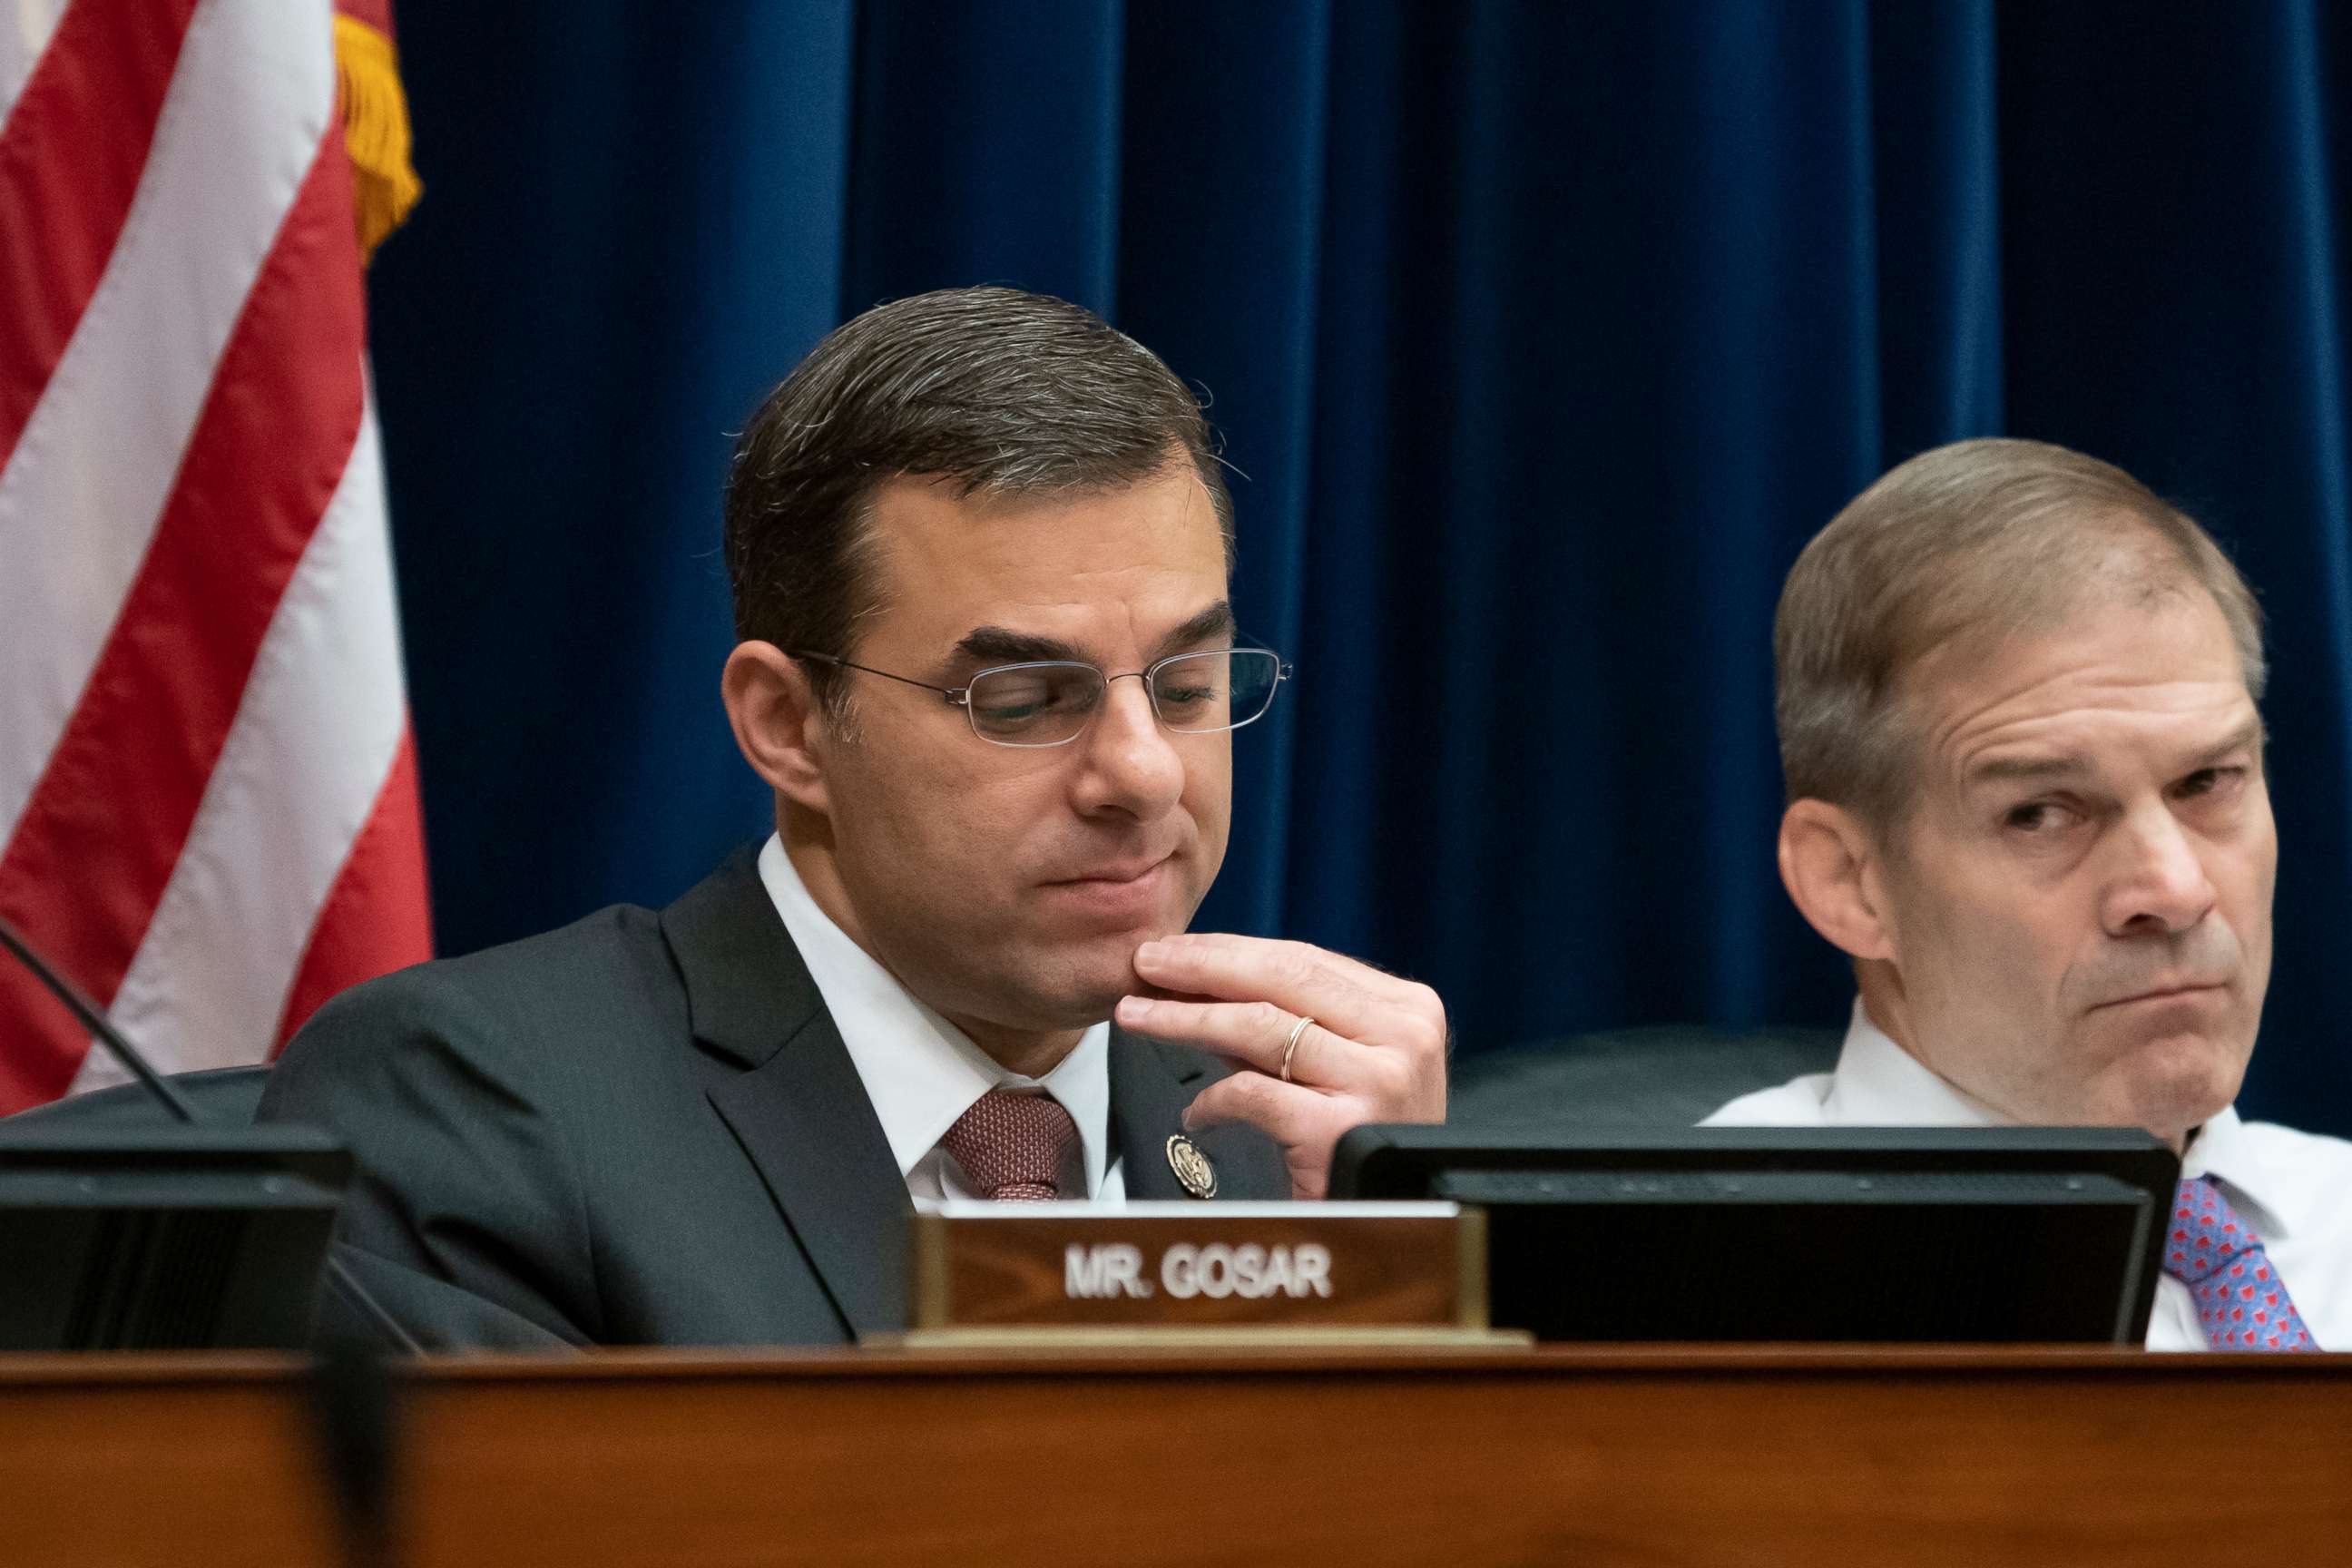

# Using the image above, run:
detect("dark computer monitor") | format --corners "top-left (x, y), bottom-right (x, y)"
top-left (1330, 1126), bottom-right (2180, 1344)
top-left (0, 1124), bottom-right (349, 1349)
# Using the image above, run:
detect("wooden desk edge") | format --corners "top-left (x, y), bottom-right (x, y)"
top-left (2, 1342), bottom-right (2347, 1387)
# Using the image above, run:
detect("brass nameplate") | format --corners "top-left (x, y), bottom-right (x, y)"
top-left (910, 1200), bottom-right (1485, 1335)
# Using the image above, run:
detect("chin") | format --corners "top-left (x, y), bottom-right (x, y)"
top-left (985, 940), bottom-right (1160, 1034)
top-left (2112, 1033), bottom-right (2249, 1138)
top-left (983, 887), bottom-right (1207, 1030)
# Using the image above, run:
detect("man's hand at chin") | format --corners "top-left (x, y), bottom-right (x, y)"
top-left (1113, 935), bottom-right (1447, 1200)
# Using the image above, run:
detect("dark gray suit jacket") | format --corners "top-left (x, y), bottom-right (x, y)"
top-left (259, 849), bottom-right (1287, 1349)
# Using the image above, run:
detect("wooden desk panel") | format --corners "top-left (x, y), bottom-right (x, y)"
top-left (2, 1348), bottom-right (2347, 1567)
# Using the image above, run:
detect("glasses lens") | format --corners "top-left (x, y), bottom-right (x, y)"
top-left (966, 662), bottom-right (1104, 744)
top-left (1151, 651), bottom-right (1282, 733)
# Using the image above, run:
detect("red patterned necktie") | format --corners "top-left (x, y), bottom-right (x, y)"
top-left (939, 1088), bottom-right (1080, 1202)
top-left (2162, 1176), bottom-right (2318, 1351)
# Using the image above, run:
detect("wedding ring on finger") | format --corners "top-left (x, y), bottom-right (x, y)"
top-left (1280, 1014), bottom-right (1315, 1083)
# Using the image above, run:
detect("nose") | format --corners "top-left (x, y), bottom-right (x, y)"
top-left (1068, 674), bottom-right (1187, 821)
top-left (2101, 801), bottom-right (2219, 938)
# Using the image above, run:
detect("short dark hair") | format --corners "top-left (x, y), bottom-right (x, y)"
top-left (1777, 436), bottom-right (2266, 826)
top-left (722, 287), bottom-right (1232, 706)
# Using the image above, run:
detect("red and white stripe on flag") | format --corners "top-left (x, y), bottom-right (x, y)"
top-left (0, 0), bottom-right (432, 1112)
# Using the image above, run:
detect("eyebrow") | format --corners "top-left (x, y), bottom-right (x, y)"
top-left (2188, 717), bottom-right (2268, 773)
top-left (1965, 716), bottom-right (2268, 789)
top-left (1965, 753), bottom-right (2091, 789)
top-left (949, 600), bottom-right (1237, 670)
top-left (1151, 600), bottom-right (1238, 658)
top-left (952, 626), bottom-right (1086, 666)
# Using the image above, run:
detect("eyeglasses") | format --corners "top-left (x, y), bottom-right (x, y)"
top-left (790, 647), bottom-right (1293, 748)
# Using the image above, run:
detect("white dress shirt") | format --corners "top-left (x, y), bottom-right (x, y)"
top-left (1706, 1000), bottom-right (2352, 1350)
top-left (757, 835), bottom-right (1125, 1208)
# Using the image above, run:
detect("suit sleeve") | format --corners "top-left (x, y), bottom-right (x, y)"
top-left (260, 967), bottom-right (597, 1351)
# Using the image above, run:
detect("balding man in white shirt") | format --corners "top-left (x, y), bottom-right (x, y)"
top-left (1706, 437), bottom-right (2352, 1351)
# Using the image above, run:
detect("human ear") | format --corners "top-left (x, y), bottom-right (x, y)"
top-left (1778, 799), bottom-right (1896, 963)
top-left (720, 641), bottom-right (832, 814)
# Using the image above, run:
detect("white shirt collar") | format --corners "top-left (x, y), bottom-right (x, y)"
top-left (1831, 996), bottom-right (2296, 1239)
top-left (754, 834), bottom-right (1112, 1198)
top-left (1820, 999), bottom-right (2010, 1126)
top-left (2181, 1105), bottom-right (2297, 1241)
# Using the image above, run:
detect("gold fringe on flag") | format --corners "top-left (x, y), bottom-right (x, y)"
top-left (333, 14), bottom-right (423, 263)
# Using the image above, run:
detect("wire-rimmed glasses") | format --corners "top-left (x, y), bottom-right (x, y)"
top-left (790, 647), bottom-right (1292, 748)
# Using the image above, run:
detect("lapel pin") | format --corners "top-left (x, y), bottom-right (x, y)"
top-left (1165, 1133), bottom-right (1218, 1200)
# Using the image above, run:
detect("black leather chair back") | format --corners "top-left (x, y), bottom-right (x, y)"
top-left (8, 1034), bottom-right (1838, 1137)
top-left (1449, 1025), bottom-right (1841, 1130)
top-left (0, 1064), bottom-right (271, 1128)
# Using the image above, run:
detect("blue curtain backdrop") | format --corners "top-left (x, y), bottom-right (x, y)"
top-left (368, 2), bottom-right (2352, 1134)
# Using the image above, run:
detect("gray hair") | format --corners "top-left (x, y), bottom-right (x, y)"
top-left (1776, 436), bottom-right (2266, 825)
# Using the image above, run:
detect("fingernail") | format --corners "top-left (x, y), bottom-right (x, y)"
top-left (1180, 1107), bottom-right (1197, 1131)
top-left (1117, 995), bottom-right (1152, 1022)
top-left (1135, 941), bottom-right (1168, 966)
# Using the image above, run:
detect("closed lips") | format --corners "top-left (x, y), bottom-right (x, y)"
top-left (1049, 857), bottom-right (1169, 885)
top-left (2093, 981), bottom-right (2227, 1009)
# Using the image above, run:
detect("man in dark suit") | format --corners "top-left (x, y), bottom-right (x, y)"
top-left (262, 287), bottom-right (1448, 1348)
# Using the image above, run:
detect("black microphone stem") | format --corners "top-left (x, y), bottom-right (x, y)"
top-left (0, 914), bottom-right (199, 1123)
top-left (0, 911), bottom-right (425, 1357)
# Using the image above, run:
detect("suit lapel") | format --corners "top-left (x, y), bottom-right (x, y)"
top-left (665, 854), bottom-right (910, 1339)
top-left (1111, 1028), bottom-right (1290, 1201)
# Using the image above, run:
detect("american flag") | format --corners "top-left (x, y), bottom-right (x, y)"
top-left (0, 0), bottom-right (431, 1112)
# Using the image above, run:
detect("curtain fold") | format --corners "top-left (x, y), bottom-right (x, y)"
top-left (369, 1), bottom-right (2352, 1132)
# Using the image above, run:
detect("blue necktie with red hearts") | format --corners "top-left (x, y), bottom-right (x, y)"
top-left (2162, 1176), bottom-right (2318, 1351)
